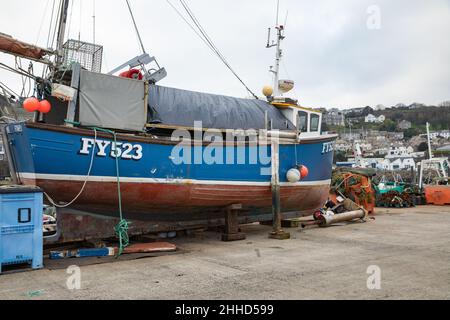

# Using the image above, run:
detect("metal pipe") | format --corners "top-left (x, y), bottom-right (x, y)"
top-left (271, 142), bottom-right (281, 231)
top-left (269, 141), bottom-right (290, 239)
top-left (319, 209), bottom-right (366, 227)
top-left (266, 130), bottom-right (299, 139)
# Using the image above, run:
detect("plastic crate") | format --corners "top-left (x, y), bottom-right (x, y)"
top-left (0, 185), bottom-right (43, 273)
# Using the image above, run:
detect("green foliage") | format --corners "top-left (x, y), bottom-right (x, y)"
top-left (417, 142), bottom-right (428, 152)
top-left (333, 151), bottom-right (347, 163)
top-left (404, 127), bottom-right (422, 139)
top-left (375, 106), bottom-right (450, 130)
top-left (379, 119), bottom-right (397, 132)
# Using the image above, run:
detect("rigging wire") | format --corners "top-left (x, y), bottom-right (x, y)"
top-left (49, 0), bottom-right (62, 50)
top-left (35, 0), bottom-right (51, 46)
top-left (165, 0), bottom-right (211, 50)
top-left (0, 62), bottom-right (34, 79)
top-left (0, 81), bottom-right (21, 98)
top-left (175, 0), bottom-right (258, 99)
top-left (46, 0), bottom-right (57, 48)
top-left (65, 0), bottom-right (75, 42)
top-left (125, 0), bottom-right (146, 54)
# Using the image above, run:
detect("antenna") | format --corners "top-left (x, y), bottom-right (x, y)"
top-left (276, 0), bottom-right (280, 26)
top-left (92, 0), bottom-right (96, 46)
top-left (266, 0), bottom-right (285, 97)
top-left (427, 122), bottom-right (433, 160)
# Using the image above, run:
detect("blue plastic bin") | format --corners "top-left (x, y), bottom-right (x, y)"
top-left (0, 185), bottom-right (43, 273)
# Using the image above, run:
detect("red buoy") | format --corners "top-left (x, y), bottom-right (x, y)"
top-left (299, 165), bottom-right (309, 179)
top-left (23, 97), bottom-right (40, 112)
top-left (38, 100), bottom-right (52, 113)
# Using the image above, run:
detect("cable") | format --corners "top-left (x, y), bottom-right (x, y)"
top-left (35, 0), bottom-right (51, 46)
top-left (179, 0), bottom-right (258, 98)
top-left (125, 0), bottom-right (146, 54)
top-left (0, 62), bottom-right (36, 80)
top-left (169, 0), bottom-right (258, 99)
top-left (46, 0), bottom-right (57, 48)
top-left (50, 0), bottom-right (63, 49)
top-left (65, 0), bottom-right (74, 41)
top-left (165, 0), bottom-right (212, 50)
top-left (0, 81), bottom-right (21, 98)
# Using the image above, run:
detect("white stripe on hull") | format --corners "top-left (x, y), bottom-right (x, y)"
top-left (19, 172), bottom-right (331, 187)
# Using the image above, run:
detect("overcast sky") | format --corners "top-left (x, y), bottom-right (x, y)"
top-left (0, 0), bottom-right (449, 109)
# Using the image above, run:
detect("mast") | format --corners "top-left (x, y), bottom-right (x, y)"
top-left (267, 0), bottom-right (285, 97)
top-left (55, 0), bottom-right (70, 67)
top-left (426, 122), bottom-right (433, 160)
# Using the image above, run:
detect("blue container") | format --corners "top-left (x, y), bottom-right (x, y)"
top-left (0, 185), bottom-right (43, 273)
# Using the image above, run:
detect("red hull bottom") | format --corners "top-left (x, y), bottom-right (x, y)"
top-left (22, 179), bottom-right (330, 243)
top-left (24, 178), bottom-right (330, 220)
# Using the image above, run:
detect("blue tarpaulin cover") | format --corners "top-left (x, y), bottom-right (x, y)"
top-left (147, 85), bottom-right (295, 130)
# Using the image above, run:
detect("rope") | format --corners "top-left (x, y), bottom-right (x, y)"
top-left (67, 121), bottom-right (129, 255)
top-left (44, 128), bottom-right (98, 207)
top-left (46, 121), bottom-right (130, 256)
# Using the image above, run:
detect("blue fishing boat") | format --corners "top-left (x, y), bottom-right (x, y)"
top-left (0, 0), bottom-right (337, 241)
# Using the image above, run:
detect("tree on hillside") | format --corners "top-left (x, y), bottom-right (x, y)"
top-left (333, 151), bottom-right (347, 163)
top-left (379, 119), bottom-right (396, 132)
top-left (439, 101), bottom-right (450, 107)
top-left (418, 142), bottom-right (428, 152)
top-left (404, 127), bottom-right (421, 139)
top-left (361, 106), bottom-right (374, 116)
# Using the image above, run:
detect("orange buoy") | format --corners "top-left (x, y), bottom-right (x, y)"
top-left (23, 97), bottom-right (40, 112)
top-left (38, 100), bottom-right (52, 113)
top-left (299, 165), bottom-right (309, 179)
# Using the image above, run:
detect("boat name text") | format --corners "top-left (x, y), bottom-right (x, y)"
top-left (79, 138), bottom-right (143, 160)
top-left (322, 142), bottom-right (334, 154)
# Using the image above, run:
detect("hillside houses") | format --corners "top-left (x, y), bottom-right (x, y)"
top-left (365, 114), bottom-right (385, 123)
top-left (397, 120), bottom-right (412, 130)
top-left (323, 108), bottom-right (345, 126)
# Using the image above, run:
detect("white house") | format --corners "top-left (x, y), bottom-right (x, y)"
top-left (386, 157), bottom-right (416, 171)
top-left (365, 114), bottom-right (385, 123)
top-left (335, 142), bottom-right (352, 152)
top-left (385, 146), bottom-right (414, 159)
top-left (439, 130), bottom-right (450, 139)
top-left (420, 131), bottom-right (450, 140)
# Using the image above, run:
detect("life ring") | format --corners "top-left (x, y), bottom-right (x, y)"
top-left (119, 68), bottom-right (143, 80)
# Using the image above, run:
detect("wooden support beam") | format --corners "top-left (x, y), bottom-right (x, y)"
top-left (221, 204), bottom-right (246, 241)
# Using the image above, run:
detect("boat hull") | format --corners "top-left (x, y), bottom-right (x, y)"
top-left (5, 122), bottom-right (336, 223)
top-left (21, 177), bottom-right (330, 221)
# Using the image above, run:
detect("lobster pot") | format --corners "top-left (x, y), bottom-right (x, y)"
top-left (0, 185), bottom-right (43, 273)
top-left (62, 39), bottom-right (103, 73)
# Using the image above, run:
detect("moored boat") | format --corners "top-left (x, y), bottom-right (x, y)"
top-left (1, 0), bottom-right (337, 241)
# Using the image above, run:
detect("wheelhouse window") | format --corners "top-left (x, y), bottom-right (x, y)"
top-left (297, 111), bottom-right (308, 132)
top-left (310, 114), bottom-right (320, 132)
